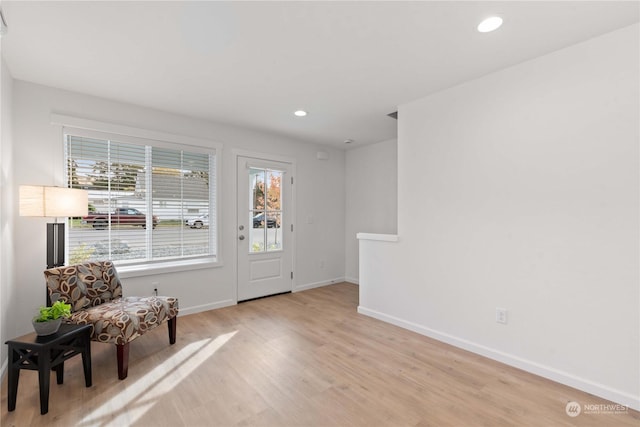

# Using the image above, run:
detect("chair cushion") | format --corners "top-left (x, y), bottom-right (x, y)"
top-left (45, 261), bottom-right (122, 311)
top-left (67, 296), bottom-right (179, 345)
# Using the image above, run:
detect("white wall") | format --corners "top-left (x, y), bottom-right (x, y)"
top-left (359, 24), bottom-right (639, 410)
top-left (0, 42), bottom-right (15, 373)
top-left (345, 139), bottom-right (397, 283)
top-left (8, 80), bottom-right (345, 338)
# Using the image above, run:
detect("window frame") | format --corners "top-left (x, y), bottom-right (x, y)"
top-left (55, 115), bottom-right (223, 276)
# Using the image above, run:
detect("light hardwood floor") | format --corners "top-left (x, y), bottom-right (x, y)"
top-left (2, 283), bottom-right (638, 426)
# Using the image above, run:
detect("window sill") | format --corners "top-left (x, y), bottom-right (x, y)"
top-left (116, 257), bottom-right (223, 278)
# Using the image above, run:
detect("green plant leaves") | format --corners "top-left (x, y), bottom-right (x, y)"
top-left (35, 300), bottom-right (71, 322)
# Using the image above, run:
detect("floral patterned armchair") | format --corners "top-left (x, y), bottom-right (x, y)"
top-left (44, 261), bottom-right (178, 379)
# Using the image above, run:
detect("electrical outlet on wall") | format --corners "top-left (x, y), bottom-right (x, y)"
top-left (496, 308), bottom-right (508, 324)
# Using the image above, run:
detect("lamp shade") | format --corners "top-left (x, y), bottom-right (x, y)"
top-left (19, 185), bottom-right (88, 217)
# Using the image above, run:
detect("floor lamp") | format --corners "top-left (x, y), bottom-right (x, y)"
top-left (19, 185), bottom-right (89, 270)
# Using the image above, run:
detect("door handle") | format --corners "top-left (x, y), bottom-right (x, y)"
top-left (239, 235), bottom-right (245, 240)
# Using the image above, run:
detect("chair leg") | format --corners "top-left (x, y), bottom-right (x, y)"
top-left (117, 343), bottom-right (130, 380)
top-left (168, 317), bottom-right (177, 345)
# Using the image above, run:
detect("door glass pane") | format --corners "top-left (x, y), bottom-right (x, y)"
top-left (249, 168), bottom-right (265, 253)
top-left (250, 168), bottom-right (265, 211)
top-left (266, 212), bottom-right (282, 250)
top-left (250, 221), bottom-right (265, 253)
top-left (248, 168), bottom-right (284, 253)
top-left (265, 171), bottom-right (283, 252)
top-left (266, 171), bottom-right (281, 213)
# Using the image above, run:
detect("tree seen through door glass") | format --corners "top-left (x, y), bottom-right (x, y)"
top-left (249, 168), bottom-right (283, 253)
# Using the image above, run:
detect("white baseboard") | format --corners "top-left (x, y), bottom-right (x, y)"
top-left (357, 305), bottom-right (640, 412)
top-left (344, 276), bottom-right (359, 284)
top-left (294, 277), bottom-right (345, 292)
top-left (178, 299), bottom-right (236, 316)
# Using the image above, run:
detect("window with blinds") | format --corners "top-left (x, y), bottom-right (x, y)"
top-left (65, 133), bottom-right (216, 266)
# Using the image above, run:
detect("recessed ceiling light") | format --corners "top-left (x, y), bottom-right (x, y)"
top-left (477, 16), bottom-right (503, 33)
top-left (294, 110), bottom-right (307, 117)
top-left (344, 139), bottom-right (354, 144)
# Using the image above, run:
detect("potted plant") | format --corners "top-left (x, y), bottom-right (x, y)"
top-left (32, 300), bottom-right (72, 336)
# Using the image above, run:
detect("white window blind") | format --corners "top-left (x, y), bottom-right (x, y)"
top-left (65, 132), bottom-right (216, 266)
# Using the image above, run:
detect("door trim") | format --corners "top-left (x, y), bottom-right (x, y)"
top-left (233, 149), bottom-right (296, 302)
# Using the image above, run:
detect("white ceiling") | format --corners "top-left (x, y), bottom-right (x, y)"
top-left (1, 1), bottom-right (638, 148)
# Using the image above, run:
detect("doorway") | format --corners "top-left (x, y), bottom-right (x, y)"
top-left (237, 155), bottom-right (293, 301)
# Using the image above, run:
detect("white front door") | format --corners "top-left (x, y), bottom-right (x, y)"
top-left (237, 156), bottom-right (293, 301)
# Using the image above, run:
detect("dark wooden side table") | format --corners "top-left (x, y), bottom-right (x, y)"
top-left (5, 323), bottom-right (92, 415)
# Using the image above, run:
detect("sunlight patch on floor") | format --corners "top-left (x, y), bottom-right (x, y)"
top-left (79, 331), bottom-right (237, 427)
